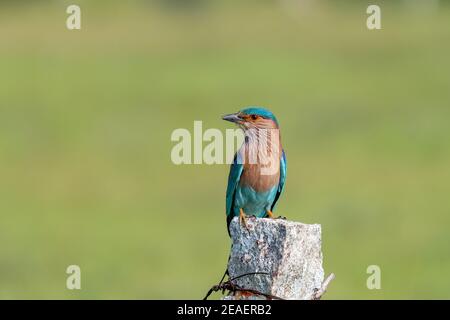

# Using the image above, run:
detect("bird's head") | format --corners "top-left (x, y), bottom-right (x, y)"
top-left (222, 107), bottom-right (279, 130)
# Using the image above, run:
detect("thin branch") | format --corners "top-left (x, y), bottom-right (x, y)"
top-left (312, 273), bottom-right (335, 300)
top-left (203, 272), bottom-right (283, 300)
top-left (230, 285), bottom-right (284, 300)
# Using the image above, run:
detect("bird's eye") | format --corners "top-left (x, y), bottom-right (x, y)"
top-left (251, 115), bottom-right (258, 120)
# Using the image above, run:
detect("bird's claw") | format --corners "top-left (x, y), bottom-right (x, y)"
top-left (240, 216), bottom-right (250, 231)
top-left (239, 209), bottom-right (250, 231)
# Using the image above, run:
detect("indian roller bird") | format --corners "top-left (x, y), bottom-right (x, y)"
top-left (222, 107), bottom-right (287, 234)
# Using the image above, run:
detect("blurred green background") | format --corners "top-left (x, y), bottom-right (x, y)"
top-left (0, 0), bottom-right (449, 299)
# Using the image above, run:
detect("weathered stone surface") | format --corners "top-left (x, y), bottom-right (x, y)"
top-left (227, 216), bottom-right (324, 300)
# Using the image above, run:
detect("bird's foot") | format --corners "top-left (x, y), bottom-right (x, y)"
top-left (239, 208), bottom-right (250, 231)
top-left (266, 210), bottom-right (275, 219)
top-left (267, 210), bottom-right (286, 220)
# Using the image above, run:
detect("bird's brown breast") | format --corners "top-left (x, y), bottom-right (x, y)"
top-left (240, 162), bottom-right (280, 192)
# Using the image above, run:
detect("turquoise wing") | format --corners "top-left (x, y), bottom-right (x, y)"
top-left (226, 153), bottom-right (243, 225)
top-left (271, 149), bottom-right (287, 211)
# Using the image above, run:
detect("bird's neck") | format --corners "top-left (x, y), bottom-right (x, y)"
top-left (240, 128), bottom-right (282, 167)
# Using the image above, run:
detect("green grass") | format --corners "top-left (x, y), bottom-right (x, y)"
top-left (0, 1), bottom-right (449, 299)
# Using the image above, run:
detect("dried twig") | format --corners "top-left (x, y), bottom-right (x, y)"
top-left (203, 272), bottom-right (284, 300)
top-left (311, 273), bottom-right (335, 300)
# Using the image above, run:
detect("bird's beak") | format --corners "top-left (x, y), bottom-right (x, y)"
top-left (222, 112), bottom-right (242, 123)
